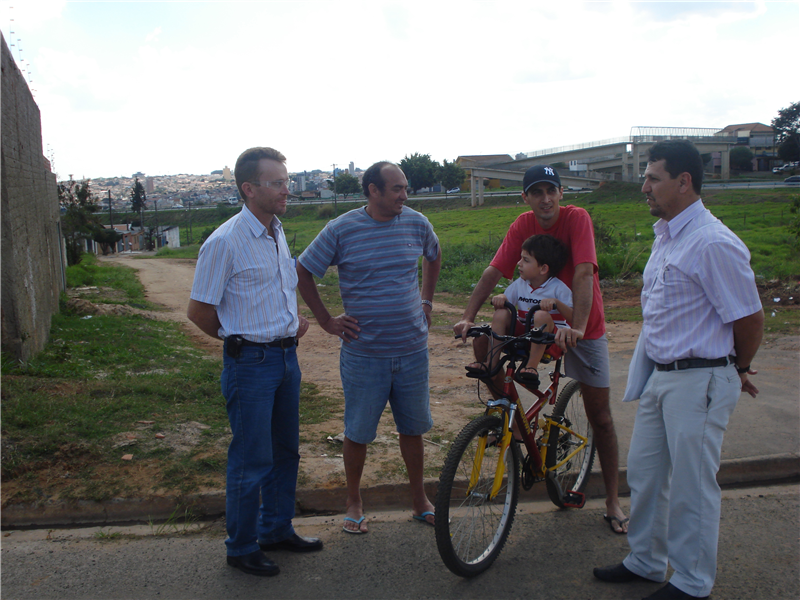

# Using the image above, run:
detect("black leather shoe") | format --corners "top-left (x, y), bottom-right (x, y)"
top-left (642, 583), bottom-right (709, 599)
top-left (593, 563), bottom-right (649, 583)
top-left (226, 550), bottom-right (279, 576)
top-left (259, 533), bottom-right (323, 553)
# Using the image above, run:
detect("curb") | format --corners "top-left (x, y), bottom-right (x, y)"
top-left (3, 453), bottom-right (798, 530)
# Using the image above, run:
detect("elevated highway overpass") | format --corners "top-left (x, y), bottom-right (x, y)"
top-left (467, 127), bottom-right (737, 207)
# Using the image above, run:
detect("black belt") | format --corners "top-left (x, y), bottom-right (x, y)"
top-left (655, 356), bottom-right (733, 372)
top-left (240, 337), bottom-right (297, 349)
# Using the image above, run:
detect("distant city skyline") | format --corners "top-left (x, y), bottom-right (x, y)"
top-left (1, 1), bottom-right (797, 180)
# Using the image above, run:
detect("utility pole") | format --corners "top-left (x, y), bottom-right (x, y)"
top-left (154, 197), bottom-right (159, 250)
top-left (331, 163), bottom-right (338, 217)
top-left (107, 190), bottom-right (113, 228)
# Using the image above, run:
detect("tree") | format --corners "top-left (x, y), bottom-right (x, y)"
top-left (730, 146), bottom-right (754, 171)
top-left (93, 227), bottom-right (123, 255)
top-left (400, 153), bottom-right (439, 194)
top-left (59, 179), bottom-right (102, 265)
top-left (130, 178), bottom-right (147, 231)
top-left (772, 101), bottom-right (800, 163)
top-left (334, 172), bottom-right (361, 198)
top-left (789, 195), bottom-right (800, 244)
top-left (778, 137), bottom-right (800, 163)
top-left (438, 159), bottom-right (466, 193)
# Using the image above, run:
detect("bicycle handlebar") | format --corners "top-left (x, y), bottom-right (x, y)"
top-left (453, 326), bottom-right (555, 346)
top-left (453, 299), bottom-right (556, 347)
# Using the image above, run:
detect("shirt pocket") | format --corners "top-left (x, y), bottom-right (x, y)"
top-left (658, 264), bottom-right (695, 310)
top-left (281, 253), bottom-right (298, 289)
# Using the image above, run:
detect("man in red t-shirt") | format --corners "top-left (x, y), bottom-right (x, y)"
top-left (454, 165), bottom-right (628, 534)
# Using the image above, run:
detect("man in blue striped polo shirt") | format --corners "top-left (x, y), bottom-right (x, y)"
top-left (297, 161), bottom-right (442, 534)
top-left (188, 147), bottom-right (321, 577)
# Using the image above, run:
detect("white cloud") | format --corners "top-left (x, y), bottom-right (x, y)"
top-left (14, 0), bottom-right (800, 178)
top-left (145, 26), bottom-right (162, 44)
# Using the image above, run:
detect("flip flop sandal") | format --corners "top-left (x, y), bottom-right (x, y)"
top-left (412, 511), bottom-right (435, 527)
top-left (343, 516), bottom-right (367, 534)
top-left (603, 514), bottom-right (629, 534)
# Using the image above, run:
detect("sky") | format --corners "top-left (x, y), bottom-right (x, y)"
top-left (1, 0), bottom-right (798, 180)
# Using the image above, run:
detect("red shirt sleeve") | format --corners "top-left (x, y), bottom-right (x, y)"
top-left (562, 207), bottom-right (598, 272)
top-left (490, 213), bottom-right (539, 279)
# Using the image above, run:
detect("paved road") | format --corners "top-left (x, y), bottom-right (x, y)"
top-left (2, 484), bottom-right (797, 600)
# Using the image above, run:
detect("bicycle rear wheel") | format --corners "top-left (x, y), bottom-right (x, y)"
top-left (545, 379), bottom-right (596, 508)
top-left (435, 415), bottom-right (520, 577)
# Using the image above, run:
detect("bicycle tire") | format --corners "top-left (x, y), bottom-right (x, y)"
top-left (435, 415), bottom-right (520, 577)
top-left (545, 379), bottom-right (596, 508)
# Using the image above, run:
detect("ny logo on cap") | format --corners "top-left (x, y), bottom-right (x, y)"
top-left (544, 167), bottom-right (555, 176)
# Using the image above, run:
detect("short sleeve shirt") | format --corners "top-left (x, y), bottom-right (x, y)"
top-left (504, 276), bottom-right (573, 329)
top-left (490, 204), bottom-right (605, 339)
top-left (190, 204), bottom-right (299, 342)
top-left (641, 200), bottom-right (762, 363)
top-left (298, 206), bottom-right (440, 357)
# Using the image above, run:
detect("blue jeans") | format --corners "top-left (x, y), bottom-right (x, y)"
top-left (340, 348), bottom-right (432, 445)
top-left (221, 341), bottom-right (301, 556)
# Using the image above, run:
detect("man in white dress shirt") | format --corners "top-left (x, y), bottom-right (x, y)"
top-left (593, 139), bottom-right (764, 599)
top-left (188, 147), bottom-right (320, 577)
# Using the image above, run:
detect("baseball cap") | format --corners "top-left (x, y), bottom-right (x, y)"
top-left (523, 165), bottom-right (561, 193)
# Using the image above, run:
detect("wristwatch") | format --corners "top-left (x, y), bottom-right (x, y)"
top-left (736, 364), bottom-right (750, 374)
top-left (421, 299), bottom-right (433, 309)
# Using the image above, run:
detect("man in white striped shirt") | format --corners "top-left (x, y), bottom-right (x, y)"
top-left (594, 140), bottom-right (764, 599)
top-left (188, 147), bottom-right (319, 577)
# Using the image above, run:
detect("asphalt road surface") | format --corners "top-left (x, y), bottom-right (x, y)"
top-left (2, 484), bottom-right (797, 600)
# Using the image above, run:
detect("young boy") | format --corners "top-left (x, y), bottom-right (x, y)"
top-left (467, 234), bottom-right (573, 386)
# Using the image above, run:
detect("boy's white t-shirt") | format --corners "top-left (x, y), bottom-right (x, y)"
top-left (504, 276), bottom-right (573, 329)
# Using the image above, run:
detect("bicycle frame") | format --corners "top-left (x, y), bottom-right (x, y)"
top-left (467, 317), bottom-right (590, 501)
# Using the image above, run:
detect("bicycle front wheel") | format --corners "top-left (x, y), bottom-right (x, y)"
top-left (545, 379), bottom-right (596, 508)
top-left (435, 415), bottom-right (520, 577)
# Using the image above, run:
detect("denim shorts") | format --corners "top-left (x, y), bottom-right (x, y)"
top-left (339, 348), bottom-right (433, 444)
top-left (564, 335), bottom-right (611, 388)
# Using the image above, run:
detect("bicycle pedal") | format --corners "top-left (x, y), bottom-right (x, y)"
top-left (562, 490), bottom-right (586, 508)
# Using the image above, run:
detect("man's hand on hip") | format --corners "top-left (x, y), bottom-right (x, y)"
top-left (321, 314), bottom-right (360, 342)
top-left (297, 316), bottom-right (310, 339)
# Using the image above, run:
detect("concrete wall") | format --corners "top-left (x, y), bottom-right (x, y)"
top-left (1, 34), bottom-right (65, 362)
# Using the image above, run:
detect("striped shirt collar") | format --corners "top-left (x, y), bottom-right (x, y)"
top-left (240, 202), bottom-right (283, 239)
top-left (653, 199), bottom-right (704, 240)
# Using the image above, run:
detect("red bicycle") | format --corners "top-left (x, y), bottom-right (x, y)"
top-left (435, 303), bottom-right (596, 577)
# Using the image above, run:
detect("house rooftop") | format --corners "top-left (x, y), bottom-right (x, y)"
top-left (718, 122), bottom-right (773, 134)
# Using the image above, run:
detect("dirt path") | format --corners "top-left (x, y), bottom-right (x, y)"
top-left (98, 253), bottom-right (799, 494)
top-left (99, 253), bottom-right (644, 490)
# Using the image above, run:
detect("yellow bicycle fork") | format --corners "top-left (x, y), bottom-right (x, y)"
top-left (467, 412), bottom-right (588, 501)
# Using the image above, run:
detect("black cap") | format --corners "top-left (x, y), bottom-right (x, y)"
top-left (523, 165), bottom-right (561, 193)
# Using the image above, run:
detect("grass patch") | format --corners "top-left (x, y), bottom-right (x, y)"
top-left (299, 382), bottom-right (342, 425)
top-left (0, 255), bottom-right (332, 504)
top-left (153, 245), bottom-right (202, 259)
top-left (605, 306), bottom-right (644, 322)
top-left (763, 306), bottom-right (800, 336)
top-left (66, 254), bottom-right (149, 305)
top-left (142, 185), bottom-right (799, 295)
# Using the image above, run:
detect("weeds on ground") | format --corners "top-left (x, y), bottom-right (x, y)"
top-left (1, 256), bottom-right (341, 505)
top-left (65, 254), bottom-right (156, 308)
top-left (148, 505), bottom-right (202, 536)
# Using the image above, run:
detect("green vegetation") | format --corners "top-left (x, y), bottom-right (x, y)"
top-left (1, 257), bottom-right (340, 504)
top-left (65, 253), bottom-right (150, 305)
top-left (109, 182), bottom-right (799, 288)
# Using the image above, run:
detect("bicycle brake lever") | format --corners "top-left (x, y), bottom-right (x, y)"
top-left (453, 324), bottom-right (494, 340)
